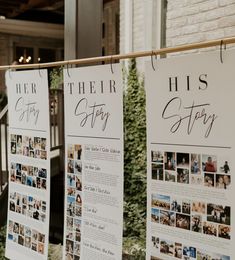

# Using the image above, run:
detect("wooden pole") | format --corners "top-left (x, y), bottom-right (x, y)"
top-left (1, 37), bottom-right (235, 71)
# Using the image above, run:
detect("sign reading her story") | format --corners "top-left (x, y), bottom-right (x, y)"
top-left (63, 64), bottom-right (123, 260)
top-left (5, 70), bottom-right (50, 260)
top-left (146, 50), bottom-right (235, 260)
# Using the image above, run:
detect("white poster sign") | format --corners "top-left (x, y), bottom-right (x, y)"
top-left (5, 70), bottom-right (51, 260)
top-left (146, 50), bottom-right (234, 260)
top-left (63, 64), bottom-right (123, 260)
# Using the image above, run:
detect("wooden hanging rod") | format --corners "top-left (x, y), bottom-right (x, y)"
top-left (1, 36), bottom-right (235, 71)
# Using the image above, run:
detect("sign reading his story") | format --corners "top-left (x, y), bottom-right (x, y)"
top-left (146, 50), bottom-right (235, 260)
top-left (5, 70), bottom-right (50, 260)
top-left (63, 64), bottom-right (123, 260)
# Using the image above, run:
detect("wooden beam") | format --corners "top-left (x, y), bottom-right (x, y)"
top-left (0, 18), bottom-right (64, 39)
top-left (7, 0), bottom-right (48, 18)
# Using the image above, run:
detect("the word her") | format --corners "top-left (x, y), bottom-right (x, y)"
top-left (16, 83), bottom-right (37, 94)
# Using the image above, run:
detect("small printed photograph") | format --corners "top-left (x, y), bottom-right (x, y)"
top-left (151, 208), bottom-right (160, 223)
top-left (25, 227), bottom-right (32, 237)
top-left (177, 153), bottom-right (189, 168)
top-left (67, 187), bottom-right (76, 197)
top-left (67, 174), bottom-right (76, 187)
top-left (191, 201), bottom-right (205, 214)
top-left (74, 255), bottom-right (80, 260)
top-left (183, 246), bottom-right (196, 259)
top-left (18, 235), bottom-right (24, 246)
top-left (75, 193), bottom-right (82, 206)
top-left (8, 220), bottom-right (13, 233)
top-left (75, 232), bottom-right (81, 242)
top-left (22, 136), bottom-right (29, 146)
top-left (38, 168), bottom-right (47, 178)
top-left (164, 152), bottom-right (176, 171)
top-left (66, 216), bottom-right (73, 231)
top-left (11, 142), bottom-right (16, 154)
top-left (177, 169), bottom-right (189, 184)
top-left (23, 146), bottom-right (29, 156)
top-left (182, 200), bottom-right (191, 215)
top-left (41, 150), bottom-right (47, 160)
top-left (165, 171), bottom-right (176, 182)
top-left (75, 144), bottom-right (82, 160)
top-left (75, 207), bottom-right (82, 217)
top-left (38, 233), bottom-right (45, 243)
top-left (207, 204), bottom-right (230, 225)
top-left (203, 222), bottom-right (217, 237)
top-left (32, 230), bottom-right (38, 242)
top-left (74, 242), bottom-right (80, 256)
top-left (29, 137), bottom-right (34, 150)
top-left (66, 239), bottom-right (74, 253)
top-left (38, 242), bottom-right (44, 254)
top-left (222, 175), bottom-right (231, 190)
top-left (67, 159), bottom-right (74, 173)
top-left (190, 175), bottom-right (203, 185)
top-left (204, 173), bottom-right (215, 187)
top-left (31, 243), bottom-right (37, 251)
top-left (196, 250), bottom-right (211, 260)
top-left (10, 170), bottom-right (16, 182)
top-left (160, 239), bottom-right (174, 256)
top-left (9, 200), bottom-right (16, 212)
top-left (218, 224), bottom-right (231, 240)
top-left (219, 160), bottom-right (230, 174)
top-left (67, 196), bottom-right (75, 217)
top-left (13, 222), bottom-right (19, 234)
top-left (29, 150), bottom-right (34, 158)
top-left (191, 154), bottom-right (201, 174)
top-left (74, 161), bottom-right (82, 175)
top-left (151, 151), bottom-right (164, 163)
top-left (176, 213), bottom-right (190, 230)
top-left (66, 252), bottom-right (74, 260)
top-left (152, 194), bottom-right (170, 210)
top-left (41, 138), bottom-right (46, 150)
top-left (191, 215), bottom-right (202, 233)
top-left (66, 230), bottom-right (74, 240)
top-left (151, 236), bottom-right (159, 252)
top-left (75, 176), bottom-right (82, 191)
top-left (16, 135), bottom-right (22, 154)
top-left (35, 149), bottom-right (41, 159)
top-left (11, 134), bottom-right (16, 142)
top-left (171, 198), bottom-right (181, 212)
top-left (174, 242), bottom-right (182, 259)
top-left (34, 137), bottom-right (41, 150)
top-left (160, 210), bottom-right (175, 226)
top-left (152, 164), bottom-right (163, 181)
top-left (67, 144), bottom-right (75, 159)
top-left (202, 155), bottom-right (217, 172)
top-left (25, 236), bottom-right (31, 248)
top-left (215, 174), bottom-right (227, 189)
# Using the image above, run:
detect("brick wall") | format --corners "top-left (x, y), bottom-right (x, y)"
top-left (166, 0), bottom-right (235, 55)
top-left (120, 0), bottom-right (235, 67)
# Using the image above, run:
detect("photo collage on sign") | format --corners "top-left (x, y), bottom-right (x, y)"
top-left (8, 220), bottom-right (46, 255)
top-left (65, 144), bottom-right (83, 260)
top-left (151, 193), bottom-right (231, 240)
top-left (151, 151), bottom-right (231, 190)
top-left (9, 192), bottom-right (46, 223)
top-left (10, 162), bottom-right (47, 190)
top-left (10, 134), bottom-right (47, 160)
top-left (150, 235), bottom-right (230, 260)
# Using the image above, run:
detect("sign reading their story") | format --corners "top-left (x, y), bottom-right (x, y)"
top-left (5, 70), bottom-right (50, 260)
top-left (146, 50), bottom-right (235, 260)
top-left (63, 64), bottom-right (123, 260)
